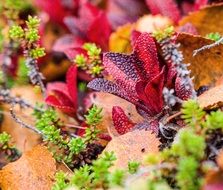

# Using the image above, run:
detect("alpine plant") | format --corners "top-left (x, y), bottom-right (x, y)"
top-left (88, 32), bottom-right (195, 135)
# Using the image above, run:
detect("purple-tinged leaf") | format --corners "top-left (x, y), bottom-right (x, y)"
top-left (146, 0), bottom-right (181, 23)
top-left (87, 78), bottom-right (137, 104)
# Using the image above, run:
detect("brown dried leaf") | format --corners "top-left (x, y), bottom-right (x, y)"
top-left (102, 130), bottom-right (160, 170)
top-left (179, 3), bottom-right (223, 36)
top-left (0, 86), bottom-right (43, 152)
top-left (177, 33), bottom-right (223, 89)
top-left (0, 85), bottom-right (71, 152)
top-left (0, 145), bottom-right (56, 190)
top-left (109, 23), bottom-right (134, 53)
top-left (40, 58), bottom-right (71, 81)
top-left (197, 84), bottom-right (223, 109)
top-left (136, 15), bottom-right (172, 33)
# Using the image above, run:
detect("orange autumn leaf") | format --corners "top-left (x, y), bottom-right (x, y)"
top-left (197, 84), bottom-right (223, 110)
top-left (0, 145), bottom-right (56, 190)
top-left (203, 151), bottom-right (223, 190)
top-left (177, 33), bottom-right (223, 89)
top-left (40, 58), bottom-right (71, 81)
top-left (109, 23), bottom-right (134, 53)
top-left (179, 3), bottom-right (223, 36)
top-left (0, 85), bottom-right (70, 152)
top-left (102, 130), bottom-right (160, 170)
top-left (0, 86), bottom-right (43, 152)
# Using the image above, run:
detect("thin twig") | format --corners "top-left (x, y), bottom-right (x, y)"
top-left (10, 104), bottom-right (42, 135)
top-left (25, 57), bottom-right (46, 98)
top-left (165, 111), bottom-right (182, 123)
top-left (0, 88), bottom-right (43, 112)
top-left (65, 124), bottom-right (87, 129)
top-left (193, 37), bottom-right (223, 56)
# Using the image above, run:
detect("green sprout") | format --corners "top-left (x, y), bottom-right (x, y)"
top-left (152, 26), bottom-right (174, 42)
top-left (206, 32), bottom-right (222, 41)
top-left (74, 43), bottom-right (103, 76)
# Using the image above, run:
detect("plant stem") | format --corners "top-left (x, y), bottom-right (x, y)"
top-left (0, 88), bottom-right (43, 112)
top-left (10, 104), bottom-right (42, 135)
top-left (193, 37), bottom-right (223, 56)
top-left (25, 57), bottom-right (46, 98)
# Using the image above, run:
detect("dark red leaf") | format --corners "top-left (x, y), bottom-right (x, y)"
top-left (112, 106), bottom-right (135, 135)
top-left (131, 30), bottom-right (141, 47)
top-left (87, 12), bottom-right (111, 50)
top-left (144, 68), bottom-right (164, 115)
top-left (175, 76), bottom-right (193, 100)
top-left (45, 95), bottom-right (76, 114)
top-left (134, 33), bottom-right (160, 79)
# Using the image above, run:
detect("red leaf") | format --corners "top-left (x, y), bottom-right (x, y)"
top-left (175, 76), bottom-right (193, 100)
top-left (194, 0), bottom-right (208, 11)
top-left (45, 95), bottom-right (76, 114)
top-left (64, 3), bottom-right (101, 36)
top-left (66, 65), bottom-right (78, 109)
top-left (53, 35), bottom-right (84, 59)
top-left (52, 90), bottom-right (74, 107)
top-left (135, 81), bottom-right (152, 113)
top-left (131, 30), bottom-right (141, 47)
top-left (112, 106), bottom-right (135, 135)
top-left (47, 82), bottom-right (69, 97)
top-left (35, 0), bottom-right (79, 25)
top-left (134, 33), bottom-right (160, 79)
top-left (144, 68), bottom-right (165, 115)
top-left (146, 0), bottom-right (181, 23)
top-left (87, 12), bottom-right (111, 50)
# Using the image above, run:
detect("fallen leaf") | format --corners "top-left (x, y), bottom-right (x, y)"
top-left (177, 33), bottom-right (223, 89)
top-left (197, 84), bottom-right (223, 110)
top-left (0, 145), bottom-right (56, 190)
top-left (109, 23), bottom-right (134, 53)
top-left (203, 151), bottom-right (223, 190)
top-left (1, 86), bottom-right (43, 152)
top-left (40, 57), bottom-right (71, 81)
top-left (135, 15), bottom-right (173, 33)
top-left (179, 3), bottom-right (223, 36)
top-left (102, 130), bottom-right (160, 170)
top-left (0, 86), bottom-right (71, 152)
top-left (88, 92), bottom-right (144, 135)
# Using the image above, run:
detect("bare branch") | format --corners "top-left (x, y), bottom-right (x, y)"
top-left (193, 37), bottom-right (223, 56)
top-left (9, 104), bottom-right (42, 135)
